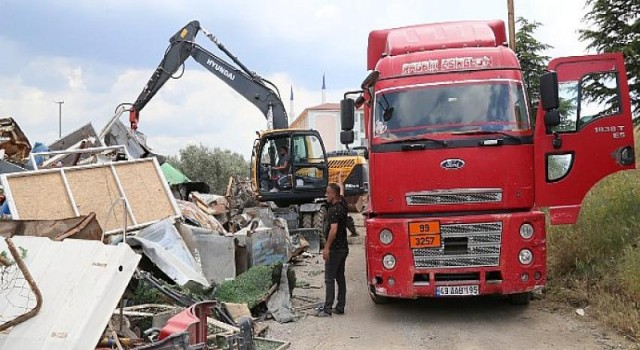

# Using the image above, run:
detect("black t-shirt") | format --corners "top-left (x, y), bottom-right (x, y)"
top-left (327, 196), bottom-right (349, 251)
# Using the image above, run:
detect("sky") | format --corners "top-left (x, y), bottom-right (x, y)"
top-left (0, 0), bottom-right (593, 159)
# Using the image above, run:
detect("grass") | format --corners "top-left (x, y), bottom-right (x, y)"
top-left (546, 133), bottom-right (640, 341)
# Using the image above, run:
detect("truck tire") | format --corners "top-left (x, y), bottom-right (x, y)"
top-left (313, 206), bottom-right (328, 247)
top-left (301, 213), bottom-right (313, 228)
top-left (313, 206), bottom-right (328, 232)
top-left (508, 292), bottom-right (531, 305)
top-left (368, 287), bottom-right (391, 305)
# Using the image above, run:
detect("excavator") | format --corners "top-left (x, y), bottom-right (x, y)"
top-left (127, 20), bottom-right (329, 233)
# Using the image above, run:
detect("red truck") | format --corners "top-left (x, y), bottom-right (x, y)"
top-left (339, 20), bottom-right (636, 304)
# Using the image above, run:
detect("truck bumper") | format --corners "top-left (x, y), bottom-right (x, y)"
top-left (365, 211), bottom-right (546, 299)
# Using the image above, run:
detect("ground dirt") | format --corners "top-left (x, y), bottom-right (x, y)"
top-left (263, 215), bottom-right (638, 350)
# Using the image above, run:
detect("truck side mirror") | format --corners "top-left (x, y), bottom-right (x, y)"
top-left (340, 98), bottom-right (355, 131)
top-left (544, 109), bottom-right (561, 127)
top-left (340, 130), bottom-right (354, 145)
top-left (540, 71), bottom-right (559, 111)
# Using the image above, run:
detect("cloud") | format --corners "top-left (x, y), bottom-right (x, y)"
top-left (0, 0), bottom-right (595, 160)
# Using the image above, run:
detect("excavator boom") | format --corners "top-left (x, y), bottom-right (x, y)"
top-left (129, 20), bottom-right (288, 130)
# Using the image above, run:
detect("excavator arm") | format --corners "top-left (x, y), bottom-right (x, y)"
top-left (129, 20), bottom-right (289, 131)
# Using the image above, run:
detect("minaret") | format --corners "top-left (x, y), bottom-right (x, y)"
top-left (289, 85), bottom-right (294, 124)
top-left (322, 73), bottom-right (326, 104)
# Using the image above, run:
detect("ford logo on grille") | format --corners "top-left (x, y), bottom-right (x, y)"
top-left (441, 159), bottom-right (465, 170)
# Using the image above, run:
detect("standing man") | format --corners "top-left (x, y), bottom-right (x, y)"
top-left (317, 181), bottom-right (349, 317)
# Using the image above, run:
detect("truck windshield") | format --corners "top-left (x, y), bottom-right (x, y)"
top-left (373, 81), bottom-right (530, 140)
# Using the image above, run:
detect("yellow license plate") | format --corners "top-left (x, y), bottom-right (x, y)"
top-left (408, 221), bottom-right (440, 235)
top-left (410, 234), bottom-right (441, 248)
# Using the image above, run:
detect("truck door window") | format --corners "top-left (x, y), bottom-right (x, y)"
top-left (550, 72), bottom-right (619, 133)
top-left (547, 153), bottom-right (574, 181)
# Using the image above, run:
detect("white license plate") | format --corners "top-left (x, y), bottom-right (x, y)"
top-left (436, 285), bottom-right (479, 296)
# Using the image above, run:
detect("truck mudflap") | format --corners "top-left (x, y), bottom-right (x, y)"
top-left (365, 211), bottom-right (546, 299)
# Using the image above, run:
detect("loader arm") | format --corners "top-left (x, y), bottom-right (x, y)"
top-left (129, 20), bottom-right (289, 131)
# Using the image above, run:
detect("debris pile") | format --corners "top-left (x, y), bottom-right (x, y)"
top-left (0, 115), bottom-right (322, 349)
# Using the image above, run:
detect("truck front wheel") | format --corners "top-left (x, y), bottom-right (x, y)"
top-left (508, 292), bottom-right (531, 305)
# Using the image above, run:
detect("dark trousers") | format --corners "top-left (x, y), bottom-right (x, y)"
top-left (324, 249), bottom-right (348, 312)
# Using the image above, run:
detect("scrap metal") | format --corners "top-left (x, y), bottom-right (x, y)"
top-left (0, 117), bottom-right (31, 163)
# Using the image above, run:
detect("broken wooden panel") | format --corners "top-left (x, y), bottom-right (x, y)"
top-left (0, 117), bottom-right (31, 161)
top-left (0, 213), bottom-right (102, 241)
top-left (1, 158), bottom-right (180, 234)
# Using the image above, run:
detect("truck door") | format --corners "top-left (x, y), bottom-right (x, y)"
top-left (534, 53), bottom-right (635, 224)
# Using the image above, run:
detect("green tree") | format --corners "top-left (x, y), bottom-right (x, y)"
top-left (515, 17), bottom-right (552, 117)
top-left (579, 0), bottom-right (639, 121)
top-left (170, 144), bottom-right (250, 195)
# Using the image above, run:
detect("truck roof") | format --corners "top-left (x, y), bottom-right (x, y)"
top-left (368, 20), bottom-right (507, 70)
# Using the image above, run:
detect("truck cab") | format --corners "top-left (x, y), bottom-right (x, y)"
top-left (341, 20), bottom-right (635, 304)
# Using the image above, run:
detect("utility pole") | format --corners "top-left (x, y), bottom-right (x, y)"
top-left (507, 0), bottom-right (516, 50)
top-left (54, 100), bottom-right (64, 138)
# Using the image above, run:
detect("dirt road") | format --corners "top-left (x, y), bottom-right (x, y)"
top-left (265, 216), bottom-right (636, 350)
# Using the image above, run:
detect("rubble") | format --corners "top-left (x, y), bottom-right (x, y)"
top-left (0, 116), bottom-right (308, 349)
top-left (0, 117), bottom-right (31, 164)
top-left (127, 219), bottom-right (210, 290)
top-left (0, 213), bottom-right (102, 241)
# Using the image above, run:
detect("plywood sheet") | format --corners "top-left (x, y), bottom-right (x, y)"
top-left (5, 171), bottom-right (75, 219)
top-left (115, 161), bottom-right (175, 224)
top-left (65, 166), bottom-right (132, 232)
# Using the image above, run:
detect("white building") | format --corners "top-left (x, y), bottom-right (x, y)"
top-left (290, 103), bottom-right (365, 153)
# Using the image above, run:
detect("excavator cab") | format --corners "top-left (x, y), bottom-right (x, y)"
top-left (252, 129), bottom-right (328, 207)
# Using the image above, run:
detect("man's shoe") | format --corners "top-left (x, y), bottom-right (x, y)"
top-left (315, 310), bottom-right (332, 317)
top-left (335, 308), bottom-right (344, 315)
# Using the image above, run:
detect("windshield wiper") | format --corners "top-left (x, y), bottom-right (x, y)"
top-left (452, 130), bottom-right (522, 143)
top-left (384, 136), bottom-right (448, 148)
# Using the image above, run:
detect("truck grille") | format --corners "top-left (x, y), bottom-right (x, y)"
top-left (406, 189), bottom-right (502, 205)
top-left (413, 222), bottom-right (502, 268)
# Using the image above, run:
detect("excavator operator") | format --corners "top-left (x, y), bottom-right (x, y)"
top-left (274, 145), bottom-right (290, 176)
top-left (269, 145), bottom-right (292, 191)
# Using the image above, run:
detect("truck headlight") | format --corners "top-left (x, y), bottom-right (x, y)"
top-left (518, 249), bottom-right (533, 265)
top-left (379, 229), bottom-right (393, 245)
top-left (519, 223), bottom-right (534, 240)
top-left (382, 254), bottom-right (396, 270)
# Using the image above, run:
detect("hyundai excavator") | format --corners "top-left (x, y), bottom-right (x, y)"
top-left (127, 20), bottom-right (329, 234)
